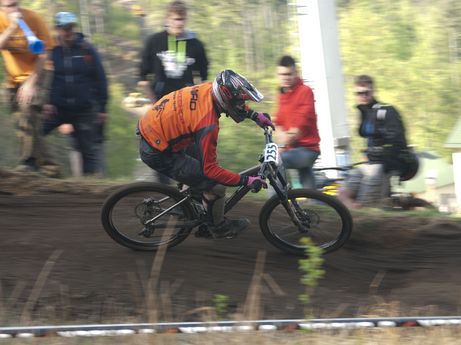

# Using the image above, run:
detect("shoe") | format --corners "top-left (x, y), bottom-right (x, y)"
top-left (195, 224), bottom-right (213, 239)
top-left (208, 217), bottom-right (250, 239)
top-left (14, 164), bottom-right (38, 173)
top-left (39, 165), bottom-right (61, 178)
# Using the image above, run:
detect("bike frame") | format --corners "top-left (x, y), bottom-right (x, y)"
top-left (143, 128), bottom-right (304, 229)
top-left (224, 128), bottom-right (292, 213)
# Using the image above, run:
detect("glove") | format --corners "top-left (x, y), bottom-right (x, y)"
top-left (243, 175), bottom-right (268, 192)
top-left (252, 112), bottom-right (275, 130)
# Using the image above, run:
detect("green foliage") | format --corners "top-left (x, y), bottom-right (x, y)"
top-left (105, 82), bottom-right (138, 178)
top-left (298, 237), bottom-right (325, 316)
top-left (212, 294), bottom-right (230, 320)
top-left (105, 4), bottom-right (141, 41)
top-left (187, 0), bottom-right (293, 80)
top-left (217, 117), bottom-right (263, 173)
top-left (22, 0), bottom-right (79, 25)
top-left (2, 0), bottom-right (460, 176)
top-left (339, 0), bottom-right (461, 162)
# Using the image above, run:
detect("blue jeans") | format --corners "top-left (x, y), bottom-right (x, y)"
top-left (344, 162), bottom-right (388, 204)
top-left (281, 147), bottom-right (319, 189)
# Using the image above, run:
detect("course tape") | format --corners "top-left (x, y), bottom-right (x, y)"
top-left (1, 317), bottom-right (461, 338)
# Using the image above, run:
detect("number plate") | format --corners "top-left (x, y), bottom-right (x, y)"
top-left (264, 143), bottom-right (279, 163)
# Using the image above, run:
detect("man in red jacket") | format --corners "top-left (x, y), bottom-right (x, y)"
top-left (274, 55), bottom-right (320, 188)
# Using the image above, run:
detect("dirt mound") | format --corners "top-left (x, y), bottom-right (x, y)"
top-left (0, 168), bottom-right (116, 196)
top-left (325, 215), bottom-right (461, 315)
top-left (0, 178), bottom-right (460, 324)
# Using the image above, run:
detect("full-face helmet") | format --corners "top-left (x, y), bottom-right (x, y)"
top-left (212, 70), bottom-right (263, 122)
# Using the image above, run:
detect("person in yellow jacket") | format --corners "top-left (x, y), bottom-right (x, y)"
top-left (0, 0), bottom-right (58, 176)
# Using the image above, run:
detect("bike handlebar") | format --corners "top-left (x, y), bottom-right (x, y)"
top-left (313, 161), bottom-right (368, 172)
top-left (263, 126), bottom-right (273, 144)
top-left (250, 179), bottom-right (263, 193)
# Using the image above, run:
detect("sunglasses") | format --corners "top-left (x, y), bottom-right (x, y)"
top-left (278, 72), bottom-right (295, 77)
top-left (355, 90), bottom-right (371, 96)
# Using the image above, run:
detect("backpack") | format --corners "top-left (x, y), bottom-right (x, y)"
top-left (373, 104), bottom-right (419, 181)
top-left (396, 147), bottom-right (419, 181)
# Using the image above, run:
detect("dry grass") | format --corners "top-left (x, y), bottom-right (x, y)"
top-left (2, 223), bottom-right (461, 344)
top-left (2, 327), bottom-right (461, 344)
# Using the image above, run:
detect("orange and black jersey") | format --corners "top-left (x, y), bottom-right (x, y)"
top-left (138, 82), bottom-right (242, 186)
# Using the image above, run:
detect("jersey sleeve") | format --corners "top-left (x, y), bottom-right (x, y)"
top-left (195, 114), bottom-right (242, 186)
top-left (290, 86), bottom-right (316, 129)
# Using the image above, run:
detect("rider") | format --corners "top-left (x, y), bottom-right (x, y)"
top-left (137, 70), bottom-right (274, 238)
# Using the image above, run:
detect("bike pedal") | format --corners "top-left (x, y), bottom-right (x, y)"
top-left (195, 225), bottom-right (213, 239)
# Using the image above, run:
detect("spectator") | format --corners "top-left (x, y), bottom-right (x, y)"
top-left (339, 75), bottom-right (415, 208)
top-left (138, 0), bottom-right (208, 184)
top-left (138, 0), bottom-right (208, 102)
top-left (0, 0), bottom-right (58, 176)
top-left (274, 55), bottom-right (320, 189)
top-left (42, 12), bottom-right (108, 176)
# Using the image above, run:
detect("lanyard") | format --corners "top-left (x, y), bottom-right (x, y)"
top-left (168, 35), bottom-right (186, 63)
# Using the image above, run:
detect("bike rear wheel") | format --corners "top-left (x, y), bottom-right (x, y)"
top-left (259, 188), bottom-right (352, 256)
top-left (101, 182), bottom-right (196, 251)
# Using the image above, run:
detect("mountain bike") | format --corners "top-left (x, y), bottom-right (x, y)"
top-left (314, 163), bottom-right (435, 210)
top-left (101, 128), bottom-right (353, 256)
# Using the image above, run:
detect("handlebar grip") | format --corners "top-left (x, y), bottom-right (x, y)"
top-left (250, 180), bottom-right (263, 193)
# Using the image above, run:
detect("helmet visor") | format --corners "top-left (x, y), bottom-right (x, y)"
top-left (237, 79), bottom-right (264, 103)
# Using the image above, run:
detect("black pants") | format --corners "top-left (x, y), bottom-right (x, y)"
top-left (43, 108), bottom-right (98, 174)
top-left (139, 136), bottom-right (216, 191)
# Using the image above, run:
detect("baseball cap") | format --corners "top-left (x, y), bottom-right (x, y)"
top-left (55, 12), bottom-right (78, 28)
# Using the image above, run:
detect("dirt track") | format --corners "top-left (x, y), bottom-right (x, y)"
top-left (1, 177), bottom-right (461, 324)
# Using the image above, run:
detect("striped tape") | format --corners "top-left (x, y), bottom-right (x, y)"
top-left (1, 317), bottom-right (461, 338)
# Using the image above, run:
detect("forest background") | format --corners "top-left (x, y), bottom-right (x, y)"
top-left (0, 0), bottom-right (460, 178)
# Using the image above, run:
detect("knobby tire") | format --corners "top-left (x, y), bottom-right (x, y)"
top-left (101, 182), bottom-right (195, 251)
top-left (259, 188), bottom-right (352, 256)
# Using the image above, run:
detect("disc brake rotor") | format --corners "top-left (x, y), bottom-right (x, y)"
top-left (296, 208), bottom-right (320, 233)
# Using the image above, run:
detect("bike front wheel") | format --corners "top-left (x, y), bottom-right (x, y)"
top-left (101, 182), bottom-right (196, 251)
top-left (259, 188), bottom-right (352, 256)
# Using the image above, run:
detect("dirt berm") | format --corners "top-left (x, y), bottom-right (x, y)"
top-left (1, 170), bottom-right (460, 324)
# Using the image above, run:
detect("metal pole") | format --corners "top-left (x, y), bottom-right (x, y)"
top-left (295, 0), bottom-right (350, 170)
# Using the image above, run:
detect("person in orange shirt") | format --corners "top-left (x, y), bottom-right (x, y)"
top-left (0, 0), bottom-right (58, 176)
top-left (274, 55), bottom-right (320, 189)
top-left (138, 70), bottom-right (274, 238)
